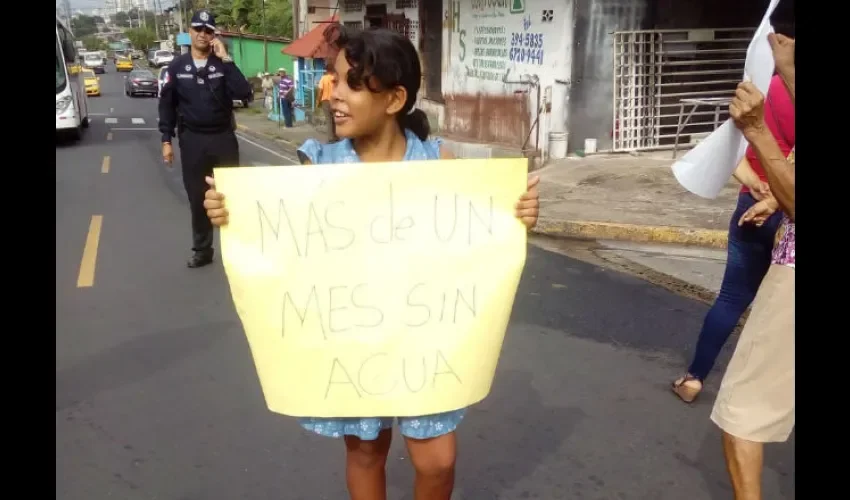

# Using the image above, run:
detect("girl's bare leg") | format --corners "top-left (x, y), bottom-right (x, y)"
top-left (344, 429), bottom-right (392, 500)
top-left (404, 432), bottom-right (457, 500)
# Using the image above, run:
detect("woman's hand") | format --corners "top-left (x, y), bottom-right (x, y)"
top-left (729, 81), bottom-right (767, 139)
top-left (203, 176), bottom-right (229, 227)
top-left (768, 33), bottom-right (795, 76)
top-left (738, 197), bottom-right (779, 227)
top-left (515, 175), bottom-right (540, 229)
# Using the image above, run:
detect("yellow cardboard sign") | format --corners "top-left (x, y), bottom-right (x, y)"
top-left (214, 158), bottom-right (528, 418)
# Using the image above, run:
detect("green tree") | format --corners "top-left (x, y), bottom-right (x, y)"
top-left (125, 28), bottom-right (158, 51)
top-left (80, 35), bottom-right (107, 51)
top-left (111, 11), bottom-right (131, 28)
top-left (71, 15), bottom-right (99, 37)
top-left (206, 0), bottom-right (292, 38)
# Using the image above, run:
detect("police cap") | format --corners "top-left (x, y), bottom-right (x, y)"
top-left (190, 10), bottom-right (217, 31)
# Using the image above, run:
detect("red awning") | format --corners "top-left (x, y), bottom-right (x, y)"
top-left (282, 15), bottom-right (339, 59)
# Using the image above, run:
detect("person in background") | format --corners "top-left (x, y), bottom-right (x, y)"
top-left (261, 72), bottom-right (274, 110)
top-left (277, 68), bottom-right (294, 127)
top-left (158, 9), bottom-right (253, 268)
top-left (711, 32), bottom-right (795, 500)
top-left (671, 60), bottom-right (795, 404)
top-left (316, 65), bottom-right (338, 142)
top-left (202, 24), bottom-right (540, 500)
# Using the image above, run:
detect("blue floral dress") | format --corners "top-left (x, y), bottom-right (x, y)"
top-left (295, 129), bottom-right (467, 441)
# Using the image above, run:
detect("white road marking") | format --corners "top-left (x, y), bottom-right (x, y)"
top-left (89, 113), bottom-right (108, 116)
top-left (109, 107), bottom-right (114, 113)
top-left (236, 133), bottom-right (298, 164)
top-left (131, 118), bottom-right (146, 125)
top-left (105, 118), bottom-right (117, 124)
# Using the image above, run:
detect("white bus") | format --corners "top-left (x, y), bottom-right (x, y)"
top-left (56, 17), bottom-right (90, 140)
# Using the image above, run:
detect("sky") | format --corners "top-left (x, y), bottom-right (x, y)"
top-left (69, 0), bottom-right (179, 14)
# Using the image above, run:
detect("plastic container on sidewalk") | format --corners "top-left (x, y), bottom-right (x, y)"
top-left (549, 132), bottom-right (568, 159)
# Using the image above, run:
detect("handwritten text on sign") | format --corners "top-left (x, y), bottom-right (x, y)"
top-left (215, 158), bottom-right (529, 418)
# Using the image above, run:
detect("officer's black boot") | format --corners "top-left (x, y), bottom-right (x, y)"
top-left (187, 249), bottom-right (214, 268)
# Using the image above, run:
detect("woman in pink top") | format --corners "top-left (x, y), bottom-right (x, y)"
top-left (671, 72), bottom-right (794, 403)
top-left (710, 33), bottom-right (795, 500)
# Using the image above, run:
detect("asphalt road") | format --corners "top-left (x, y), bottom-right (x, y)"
top-left (56, 65), bottom-right (794, 500)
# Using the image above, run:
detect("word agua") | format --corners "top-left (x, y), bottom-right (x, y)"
top-left (324, 349), bottom-right (463, 399)
top-left (256, 184), bottom-right (496, 257)
top-left (282, 283), bottom-right (478, 339)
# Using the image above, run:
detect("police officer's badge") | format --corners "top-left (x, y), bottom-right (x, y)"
top-left (209, 66), bottom-right (216, 72)
top-left (200, 11), bottom-right (209, 22)
top-left (185, 65), bottom-right (191, 72)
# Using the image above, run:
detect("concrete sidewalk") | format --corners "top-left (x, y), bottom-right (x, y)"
top-left (235, 108), bottom-right (738, 249)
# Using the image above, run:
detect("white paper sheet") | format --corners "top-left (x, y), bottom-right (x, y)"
top-left (671, 0), bottom-right (781, 199)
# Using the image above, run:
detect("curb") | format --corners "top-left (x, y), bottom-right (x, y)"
top-left (235, 122), bottom-right (300, 152)
top-left (532, 219), bottom-right (728, 249)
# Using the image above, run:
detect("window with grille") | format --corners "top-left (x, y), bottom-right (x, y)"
top-left (344, 21), bottom-right (364, 30)
top-left (420, 0), bottom-right (443, 101)
top-left (395, 0), bottom-right (417, 8)
top-left (392, 20), bottom-right (418, 43)
top-left (341, 0), bottom-right (364, 13)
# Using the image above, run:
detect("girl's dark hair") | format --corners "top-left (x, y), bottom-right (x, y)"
top-left (323, 24), bottom-right (431, 140)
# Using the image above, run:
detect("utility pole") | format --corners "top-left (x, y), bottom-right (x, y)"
top-left (153, 0), bottom-right (161, 39)
top-left (292, 0), bottom-right (301, 39)
top-left (262, 0), bottom-right (268, 72)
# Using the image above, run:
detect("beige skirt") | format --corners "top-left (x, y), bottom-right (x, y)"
top-left (710, 264), bottom-right (795, 443)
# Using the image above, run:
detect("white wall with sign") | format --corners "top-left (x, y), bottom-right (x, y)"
top-left (443, 0), bottom-right (574, 155)
top-left (445, 0), bottom-right (572, 93)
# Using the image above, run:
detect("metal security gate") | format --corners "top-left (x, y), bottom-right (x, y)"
top-left (612, 28), bottom-right (755, 152)
top-left (295, 58), bottom-right (326, 124)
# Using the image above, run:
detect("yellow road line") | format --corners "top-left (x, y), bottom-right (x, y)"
top-left (106, 132), bottom-right (113, 141)
top-left (77, 215), bottom-right (103, 288)
top-left (101, 156), bottom-right (110, 174)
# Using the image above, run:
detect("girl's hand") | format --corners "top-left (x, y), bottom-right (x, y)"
top-left (515, 175), bottom-right (540, 229)
top-left (739, 197), bottom-right (779, 227)
top-left (749, 180), bottom-right (771, 201)
top-left (203, 176), bottom-right (229, 227)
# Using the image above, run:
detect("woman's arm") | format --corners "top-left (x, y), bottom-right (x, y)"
top-left (778, 67), bottom-right (795, 105)
top-left (732, 156), bottom-right (760, 188)
top-left (744, 128), bottom-right (795, 220)
top-left (732, 156), bottom-right (771, 200)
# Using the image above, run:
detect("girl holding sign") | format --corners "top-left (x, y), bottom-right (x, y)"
top-left (203, 24), bottom-right (540, 500)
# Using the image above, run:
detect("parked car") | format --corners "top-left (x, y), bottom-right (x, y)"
top-left (82, 69), bottom-right (100, 96)
top-left (152, 50), bottom-right (174, 68)
top-left (83, 52), bottom-right (106, 74)
top-left (130, 50), bottom-right (144, 60)
top-left (124, 69), bottom-right (159, 97)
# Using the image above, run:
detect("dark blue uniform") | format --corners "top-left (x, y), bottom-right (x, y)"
top-left (158, 52), bottom-right (252, 265)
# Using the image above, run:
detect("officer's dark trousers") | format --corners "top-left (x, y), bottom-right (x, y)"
top-left (179, 128), bottom-right (240, 253)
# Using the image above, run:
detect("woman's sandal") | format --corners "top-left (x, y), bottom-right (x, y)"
top-left (671, 374), bottom-right (702, 404)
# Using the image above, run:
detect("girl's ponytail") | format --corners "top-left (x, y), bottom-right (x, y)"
top-left (398, 108), bottom-right (431, 141)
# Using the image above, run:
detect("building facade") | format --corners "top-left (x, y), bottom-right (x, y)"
top-left (292, 0), bottom-right (791, 160)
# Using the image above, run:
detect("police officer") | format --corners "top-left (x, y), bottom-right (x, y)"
top-left (159, 9), bottom-right (253, 268)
